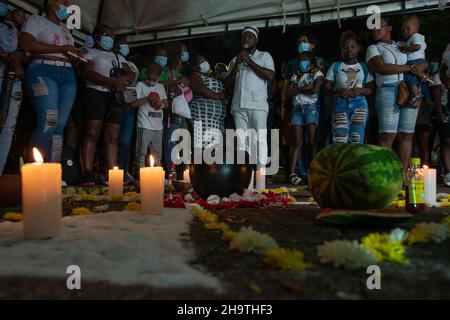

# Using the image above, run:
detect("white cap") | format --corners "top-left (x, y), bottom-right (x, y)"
top-left (242, 26), bottom-right (259, 40)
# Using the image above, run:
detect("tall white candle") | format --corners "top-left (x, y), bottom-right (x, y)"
top-left (140, 156), bottom-right (165, 215)
top-left (423, 166), bottom-right (437, 205)
top-left (248, 171), bottom-right (255, 190)
top-left (255, 168), bottom-right (266, 190)
top-left (183, 169), bottom-right (190, 182)
top-left (22, 148), bottom-right (62, 240)
top-left (109, 166), bottom-right (123, 197)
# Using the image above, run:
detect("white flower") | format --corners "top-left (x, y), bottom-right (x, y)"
top-left (229, 193), bottom-right (244, 202)
top-left (413, 222), bottom-right (449, 243)
top-left (230, 227), bottom-right (279, 254)
top-left (389, 228), bottom-right (408, 243)
top-left (207, 195), bottom-right (221, 205)
top-left (317, 240), bottom-right (376, 269)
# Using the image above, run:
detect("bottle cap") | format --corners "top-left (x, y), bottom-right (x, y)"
top-left (411, 158), bottom-right (421, 166)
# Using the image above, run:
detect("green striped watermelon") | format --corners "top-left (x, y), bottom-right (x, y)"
top-left (309, 144), bottom-right (403, 210)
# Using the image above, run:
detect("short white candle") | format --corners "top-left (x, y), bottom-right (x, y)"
top-left (109, 166), bottom-right (124, 197)
top-left (140, 156), bottom-right (165, 215)
top-left (21, 148), bottom-right (62, 240)
top-left (255, 168), bottom-right (266, 190)
top-left (423, 166), bottom-right (437, 205)
top-left (183, 169), bottom-right (190, 182)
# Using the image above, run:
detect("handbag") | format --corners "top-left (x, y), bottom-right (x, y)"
top-left (171, 89), bottom-right (191, 119)
top-left (169, 69), bottom-right (193, 103)
top-left (381, 44), bottom-right (410, 107)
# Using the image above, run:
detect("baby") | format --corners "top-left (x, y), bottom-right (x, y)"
top-left (399, 15), bottom-right (428, 108)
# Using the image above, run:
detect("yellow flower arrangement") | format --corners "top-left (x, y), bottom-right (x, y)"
top-left (109, 195), bottom-right (124, 202)
top-left (71, 207), bottom-right (94, 216)
top-left (264, 248), bottom-right (311, 271)
top-left (406, 222), bottom-right (448, 245)
top-left (80, 194), bottom-right (98, 201)
top-left (3, 212), bottom-right (23, 221)
top-left (391, 200), bottom-right (406, 208)
top-left (203, 222), bottom-right (229, 232)
top-left (124, 202), bottom-right (141, 211)
top-left (124, 191), bottom-right (138, 197)
top-left (439, 201), bottom-right (450, 208)
top-left (221, 229), bottom-right (238, 241)
top-left (195, 209), bottom-right (218, 224)
top-left (306, 197), bottom-right (316, 203)
top-left (361, 232), bottom-right (409, 264)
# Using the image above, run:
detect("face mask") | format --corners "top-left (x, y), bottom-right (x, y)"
top-left (299, 60), bottom-right (311, 73)
top-left (55, 4), bottom-right (71, 22)
top-left (155, 56), bottom-right (168, 68)
top-left (0, 3), bottom-right (9, 17)
top-left (429, 62), bottom-right (439, 74)
top-left (199, 61), bottom-right (210, 74)
top-left (119, 44), bottom-right (130, 57)
top-left (99, 35), bottom-right (114, 51)
top-left (242, 43), bottom-right (252, 52)
top-left (181, 51), bottom-right (189, 63)
top-left (298, 42), bottom-right (311, 54)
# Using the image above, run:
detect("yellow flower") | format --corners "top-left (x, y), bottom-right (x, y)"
top-left (222, 229), bottom-right (238, 241)
top-left (3, 212), bottom-right (23, 221)
top-left (398, 190), bottom-right (405, 197)
top-left (288, 196), bottom-right (297, 203)
top-left (195, 209), bottom-right (218, 224)
top-left (124, 202), bottom-right (141, 211)
top-left (406, 228), bottom-right (429, 245)
top-left (440, 201), bottom-right (450, 208)
top-left (71, 207), bottom-right (94, 216)
top-left (391, 200), bottom-right (405, 208)
top-left (264, 248), bottom-right (312, 271)
top-left (361, 233), bottom-right (409, 264)
top-left (204, 222), bottom-right (229, 232)
top-left (80, 194), bottom-right (98, 201)
top-left (110, 195), bottom-right (124, 201)
top-left (307, 197), bottom-right (316, 203)
top-left (124, 191), bottom-right (138, 197)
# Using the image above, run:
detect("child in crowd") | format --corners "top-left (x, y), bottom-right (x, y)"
top-left (324, 32), bottom-right (375, 144)
top-left (399, 15), bottom-right (428, 108)
top-left (132, 63), bottom-right (168, 171)
top-left (285, 51), bottom-right (323, 185)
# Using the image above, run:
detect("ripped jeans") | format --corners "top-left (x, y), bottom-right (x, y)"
top-left (332, 95), bottom-right (369, 144)
top-left (25, 63), bottom-right (77, 162)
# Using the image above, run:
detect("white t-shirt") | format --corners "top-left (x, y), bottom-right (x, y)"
top-left (366, 42), bottom-right (407, 87)
top-left (326, 62), bottom-right (374, 89)
top-left (136, 81), bottom-right (167, 131)
top-left (85, 48), bottom-right (128, 92)
top-left (21, 15), bottom-right (74, 60)
top-left (229, 50), bottom-right (275, 112)
top-left (406, 33), bottom-right (427, 62)
top-left (442, 45), bottom-right (450, 78)
top-left (291, 70), bottom-right (323, 106)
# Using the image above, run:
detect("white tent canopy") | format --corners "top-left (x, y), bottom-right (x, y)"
top-left (4, 0), bottom-right (450, 46)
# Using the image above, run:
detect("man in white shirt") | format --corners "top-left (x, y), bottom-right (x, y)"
top-left (226, 26), bottom-right (275, 169)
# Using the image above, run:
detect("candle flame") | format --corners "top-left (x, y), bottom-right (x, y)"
top-left (423, 165), bottom-right (429, 169)
top-left (33, 148), bottom-right (44, 163)
top-left (150, 155), bottom-right (155, 167)
top-left (113, 166), bottom-right (119, 170)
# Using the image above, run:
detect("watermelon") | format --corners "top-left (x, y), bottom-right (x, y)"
top-left (309, 144), bottom-right (403, 210)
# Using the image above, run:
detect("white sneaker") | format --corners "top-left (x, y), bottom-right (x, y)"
top-left (444, 173), bottom-right (450, 187)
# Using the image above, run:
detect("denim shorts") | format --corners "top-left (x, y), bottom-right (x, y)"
top-left (376, 83), bottom-right (419, 134)
top-left (290, 103), bottom-right (319, 126)
top-left (404, 58), bottom-right (425, 87)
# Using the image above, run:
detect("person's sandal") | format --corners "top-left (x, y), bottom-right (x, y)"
top-left (408, 92), bottom-right (424, 108)
top-left (290, 174), bottom-right (302, 186)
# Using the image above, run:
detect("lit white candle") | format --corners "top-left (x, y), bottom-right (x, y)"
top-left (183, 169), bottom-right (190, 182)
top-left (140, 156), bottom-right (165, 215)
top-left (255, 168), bottom-right (266, 190)
top-left (423, 165), bottom-right (437, 205)
top-left (21, 148), bottom-right (62, 240)
top-left (248, 171), bottom-right (255, 190)
top-left (109, 166), bottom-right (124, 197)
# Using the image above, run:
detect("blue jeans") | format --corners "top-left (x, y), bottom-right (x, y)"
top-left (25, 63), bottom-right (77, 162)
top-left (290, 103), bottom-right (319, 126)
top-left (163, 120), bottom-right (181, 173)
top-left (118, 108), bottom-right (136, 172)
top-left (404, 59), bottom-right (424, 88)
top-left (332, 96), bottom-right (369, 144)
top-left (376, 83), bottom-right (419, 134)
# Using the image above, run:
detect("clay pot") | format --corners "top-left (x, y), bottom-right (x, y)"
top-left (0, 175), bottom-right (22, 208)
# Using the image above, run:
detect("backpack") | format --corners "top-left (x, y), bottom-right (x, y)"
top-left (332, 61), bottom-right (370, 86)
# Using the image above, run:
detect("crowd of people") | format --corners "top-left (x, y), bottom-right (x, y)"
top-left (1, 0), bottom-right (450, 188)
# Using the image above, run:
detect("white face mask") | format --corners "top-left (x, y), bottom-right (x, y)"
top-left (199, 61), bottom-right (210, 74)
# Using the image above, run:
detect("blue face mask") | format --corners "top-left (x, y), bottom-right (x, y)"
top-left (429, 62), bottom-right (439, 74)
top-left (99, 36), bottom-right (114, 51)
top-left (299, 60), bottom-right (311, 73)
top-left (0, 3), bottom-right (9, 17)
top-left (119, 44), bottom-right (130, 57)
top-left (55, 4), bottom-right (71, 22)
top-left (155, 56), bottom-right (168, 68)
top-left (181, 51), bottom-right (189, 63)
top-left (298, 42), bottom-right (311, 54)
